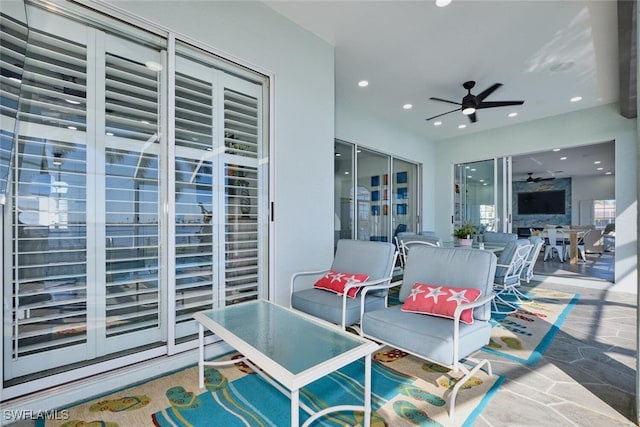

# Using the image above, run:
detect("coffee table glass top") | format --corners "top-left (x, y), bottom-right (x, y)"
top-left (198, 300), bottom-right (374, 375)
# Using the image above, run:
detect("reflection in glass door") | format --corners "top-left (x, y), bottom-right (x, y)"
top-left (334, 141), bottom-right (354, 248)
top-left (454, 157), bottom-right (511, 235)
top-left (392, 158), bottom-right (419, 236)
top-left (334, 141), bottom-right (420, 247)
top-left (357, 149), bottom-right (389, 242)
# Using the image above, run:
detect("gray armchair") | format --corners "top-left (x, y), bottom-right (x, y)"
top-left (290, 239), bottom-right (397, 329)
top-left (360, 246), bottom-right (497, 419)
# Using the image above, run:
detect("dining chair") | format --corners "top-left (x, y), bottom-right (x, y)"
top-left (543, 228), bottom-right (565, 262)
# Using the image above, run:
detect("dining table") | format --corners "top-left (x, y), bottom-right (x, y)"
top-left (535, 228), bottom-right (587, 264)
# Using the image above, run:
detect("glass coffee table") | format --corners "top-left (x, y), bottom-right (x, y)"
top-left (194, 300), bottom-right (380, 427)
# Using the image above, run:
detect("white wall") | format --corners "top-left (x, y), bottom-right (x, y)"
top-left (108, 0), bottom-right (335, 306)
top-left (433, 104), bottom-right (638, 292)
top-left (572, 175), bottom-right (615, 225)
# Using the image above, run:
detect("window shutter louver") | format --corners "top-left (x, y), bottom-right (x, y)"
top-left (12, 137), bottom-right (88, 359)
top-left (174, 69), bottom-right (216, 332)
top-left (224, 87), bottom-right (260, 303)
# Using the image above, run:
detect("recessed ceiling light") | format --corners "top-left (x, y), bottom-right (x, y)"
top-left (435, 0), bottom-right (452, 7)
top-left (570, 96), bottom-right (582, 102)
top-left (594, 160), bottom-right (601, 164)
top-left (560, 156), bottom-right (567, 160)
top-left (358, 80), bottom-right (369, 87)
top-left (67, 126), bottom-right (77, 130)
top-left (106, 132), bottom-right (114, 136)
top-left (433, 121), bottom-right (442, 126)
top-left (470, 168), bottom-right (476, 171)
top-left (65, 99), bottom-right (81, 105)
top-left (553, 148), bottom-right (561, 152)
top-left (508, 112), bottom-right (518, 117)
top-left (606, 171), bottom-right (612, 175)
top-left (345, 171), bottom-right (350, 175)
top-left (468, 175), bottom-right (473, 178)
top-left (458, 124), bottom-right (466, 129)
top-left (335, 153), bottom-right (341, 157)
top-left (403, 103), bottom-right (413, 110)
top-left (597, 167), bottom-right (604, 171)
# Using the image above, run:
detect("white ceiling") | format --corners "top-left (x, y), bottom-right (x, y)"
top-left (264, 0), bottom-right (620, 177)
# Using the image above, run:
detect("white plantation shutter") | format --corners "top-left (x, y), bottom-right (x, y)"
top-left (173, 55), bottom-right (217, 338)
top-left (16, 29), bottom-right (87, 130)
top-left (4, 13), bottom-right (90, 377)
top-left (101, 35), bottom-right (163, 349)
top-left (2, 4), bottom-right (268, 391)
top-left (104, 146), bottom-right (160, 338)
top-left (173, 72), bottom-right (216, 329)
top-left (223, 84), bottom-right (261, 303)
top-left (8, 136), bottom-right (89, 378)
top-left (0, 14), bottom-right (28, 204)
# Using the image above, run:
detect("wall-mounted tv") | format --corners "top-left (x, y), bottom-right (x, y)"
top-left (518, 190), bottom-right (566, 215)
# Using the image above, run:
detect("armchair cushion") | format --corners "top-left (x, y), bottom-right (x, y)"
top-left (401, 283), bottom-right (481, 324)
top-left (313, 270), bottom-right (369, 298)
top-left (363, 305), bottom-right (492, 366)
top-left (292, 288), bottom-right (386, 326)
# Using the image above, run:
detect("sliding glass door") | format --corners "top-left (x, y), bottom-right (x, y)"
top-left (1, 1), bottom-right (269, 396)
top-left (454, 157), bottom-right (512, 234)
top-left (335, 140), bottom-right (420, 248)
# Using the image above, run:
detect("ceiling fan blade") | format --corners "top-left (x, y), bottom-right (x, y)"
top-left (468, 112), bottom-right (477, 123)
top-left (425, 108), bottom-right (460, 121)
top-left (477, 100), bottom-right (525, 109)
top-left (429, 97), bottom-right (462, 106)
top-left (475, 83), bottom-right (502, 102)
top-left (535, 177), bottom-right (555, 182)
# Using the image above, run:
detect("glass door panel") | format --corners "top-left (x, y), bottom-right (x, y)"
top-left (356, 149), bottom-right (389, 242)
top-left (334, 141), bottom-right (354, 248)
top-left (392, 158), bottom-right (418, 236)
top-left (454, 157), bottom-right (511, 236)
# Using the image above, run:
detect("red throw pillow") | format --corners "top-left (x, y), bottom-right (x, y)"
top-left (401, 283), bottom-right (481, 324)
top-left (313, 270), bottom-right (370, 298)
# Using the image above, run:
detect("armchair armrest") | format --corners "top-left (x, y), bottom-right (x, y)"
top-left (452, 293), bottom-right (496, 362)
top-left (290, 269), bottom-right (329, 306)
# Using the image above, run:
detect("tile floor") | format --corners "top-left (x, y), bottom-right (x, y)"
top-left (476, 279), bottom-right (637, 426)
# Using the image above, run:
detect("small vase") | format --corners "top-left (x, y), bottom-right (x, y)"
top-left (458, 238), bottom-right (473, 246)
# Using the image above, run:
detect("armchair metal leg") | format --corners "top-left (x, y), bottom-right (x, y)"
top-left (448, 358), bottom-right (492, 419)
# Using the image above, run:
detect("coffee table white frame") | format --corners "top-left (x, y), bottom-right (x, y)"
top-left (194, 300), bottom-right (380, 427)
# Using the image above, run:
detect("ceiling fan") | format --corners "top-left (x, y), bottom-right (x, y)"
top-left (426, 81), bottom-right (524, 123)
top-left (526, 172), bottom-right (555, 183)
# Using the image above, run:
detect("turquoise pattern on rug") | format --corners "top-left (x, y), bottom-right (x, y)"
top-left (482, 289), bottom-right (579, 365)
top-left (152, 357), bottom-right (502, 427)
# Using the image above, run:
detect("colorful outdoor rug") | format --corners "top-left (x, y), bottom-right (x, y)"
top-left (482, 287), bottom-right (579, 365)
top-left (41, 347), bottom-right (503, 427)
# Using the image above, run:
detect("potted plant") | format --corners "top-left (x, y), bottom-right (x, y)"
top-left (454, 223), bottom-right (476, 246)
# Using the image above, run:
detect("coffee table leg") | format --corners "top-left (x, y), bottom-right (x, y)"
top-left (198, 323), bottom-right (204, 389)
top-left (364, 353), bottom-right (371, 427)
top-left (291, 388), bottom-right (299, 426)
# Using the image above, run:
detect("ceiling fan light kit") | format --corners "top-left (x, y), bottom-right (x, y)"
top-left (426, 80), bottom-right (524, 123)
